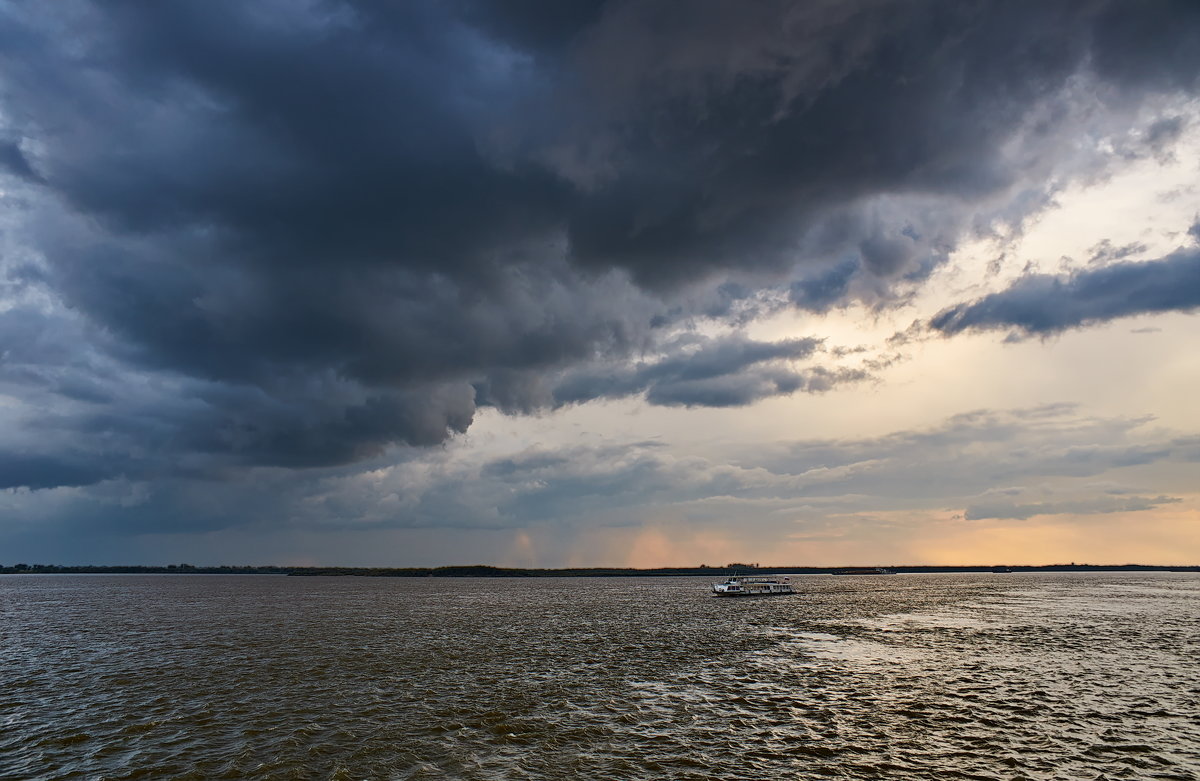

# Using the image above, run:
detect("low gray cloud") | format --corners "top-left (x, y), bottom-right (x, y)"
top-left (964, 494), bottom-right (1182, 521)
top-left (546, 334), bottom-right (863, 409)
top-left (3, 404), bottom-right (1196, 563)
top-left (748, 406), bottom-right (1200, 510)
top-left (930, 245), bottom-right (1200, 336)
top-left (22, 405), bottom-right (1199, 530)
top-left (461, 406), bottom-right (1198, 530)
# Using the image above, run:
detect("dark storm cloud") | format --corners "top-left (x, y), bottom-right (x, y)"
top-left (174, 381), bottom-right (479, 467)
top-left (2, 2), bottom-right (564, 271)
top-left (0, 140), bottom-right (41, 183)
top-left (1, 0), bottom-right (1199, 489)
top-left (553, 0), bottom-right (1199, 287)
top-left (0, 452), bottom-right (117, 491)
top-left (1088, 1), bottom-right (1200, 90)
top-left (790, 260), bottom-right (860, 313)
top-left (930, 247), bottom-right (1200, 336)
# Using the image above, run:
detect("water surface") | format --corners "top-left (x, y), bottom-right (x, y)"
top-left (2, 573), bottom-right (1198, 779)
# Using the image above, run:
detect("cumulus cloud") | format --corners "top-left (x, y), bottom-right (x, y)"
top-left (1, 0), bottom-right (1199, 491)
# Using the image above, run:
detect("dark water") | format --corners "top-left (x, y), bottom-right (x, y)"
top-left (3, 573), bottom-right (1198, 780)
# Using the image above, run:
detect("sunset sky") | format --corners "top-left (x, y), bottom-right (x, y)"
top-left (2, 1), bottom-right (1198, 567)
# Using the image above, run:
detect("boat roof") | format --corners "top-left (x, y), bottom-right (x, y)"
top-left (725, 575), bottom-right (787, 582)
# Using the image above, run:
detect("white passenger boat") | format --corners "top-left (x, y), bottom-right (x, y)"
top-left (711, 574), bottom-right (795, 597)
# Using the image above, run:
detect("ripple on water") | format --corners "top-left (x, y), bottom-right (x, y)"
top-left (1, 573), bottom-right (1198, 779)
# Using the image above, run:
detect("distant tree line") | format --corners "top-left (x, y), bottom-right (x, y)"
top-left (0, 563), bottom-right (290, 574)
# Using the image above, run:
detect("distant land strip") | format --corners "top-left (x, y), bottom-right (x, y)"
top-left (1, 563), bottom-right (1197, 576)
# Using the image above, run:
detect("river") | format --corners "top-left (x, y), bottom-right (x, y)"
top-left (2, 572), bottom-right (1197, 779)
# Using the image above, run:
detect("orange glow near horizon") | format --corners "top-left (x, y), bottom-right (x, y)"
top-left (547, 503), bottom-right (1200, 569)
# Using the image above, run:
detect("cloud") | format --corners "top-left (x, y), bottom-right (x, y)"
top-left (746, 406), bottom-right (1200, 514)
top-left (0, 452), bottom-right (117, 491)
top-left (964, 494), bottom-right (1182, 521)
top-left (0, 139), bottom-right (42, 182)
top-left (3, 403), bottom-right (1197, 564)
top-left (546, 334), bottom-right (865, 409)
top-left (790, 259), bottom-right (860, 312)
top-left (548, 1), bottom-right (1200, 285)
top-left (929, 245), bottom-right (1200, 336)
top-left (1, 1), bottom-right (1199, 489)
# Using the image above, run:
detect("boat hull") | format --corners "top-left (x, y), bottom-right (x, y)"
top-left (711, 590), bottom-right (794, 597)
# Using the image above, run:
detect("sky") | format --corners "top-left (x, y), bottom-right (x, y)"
top-left (1, 0), bottom-right (1199, 567)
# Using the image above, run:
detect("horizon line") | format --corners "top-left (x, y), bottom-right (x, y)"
top-left (3, 562), bottom-right (1198, 573)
